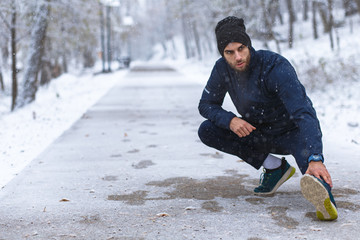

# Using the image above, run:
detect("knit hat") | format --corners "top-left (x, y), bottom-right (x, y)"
top-left (215, 16), bottom-right (252, 56)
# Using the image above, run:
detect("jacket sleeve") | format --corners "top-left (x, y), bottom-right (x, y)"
top-left (198, 63), bottom-right (236, 130)
top-left (267, 59), bottom-right (323, 156)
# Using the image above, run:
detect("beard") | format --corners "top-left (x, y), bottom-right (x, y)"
top-left (227, 54), bottom-right (251, 73)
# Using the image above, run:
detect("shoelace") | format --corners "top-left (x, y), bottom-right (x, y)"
top-left (259, 169), bottom-right (271, 185)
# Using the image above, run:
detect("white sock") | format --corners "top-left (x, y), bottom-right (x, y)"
top-left (263, 154), bottom-right (282, 170)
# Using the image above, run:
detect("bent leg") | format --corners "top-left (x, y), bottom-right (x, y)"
top-left (198, 120), bottom-right (269, 169)
top-left (271, 129), bottom-right (316, 174)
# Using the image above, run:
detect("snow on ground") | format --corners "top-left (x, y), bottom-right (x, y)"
top-left (0, 68), bottom-right (128, 188)
top-left (1, 16), bottom-right (360, 190)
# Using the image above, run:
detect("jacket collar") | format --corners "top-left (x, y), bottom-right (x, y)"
top-left (247, 46), bottom-right (258, 72)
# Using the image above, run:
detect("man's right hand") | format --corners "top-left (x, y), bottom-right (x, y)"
top-left (229, 117), bottom-right (256, 138)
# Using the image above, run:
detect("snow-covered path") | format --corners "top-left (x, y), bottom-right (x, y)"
top-left (0, 66), bottom-right (359, 239)
top-left (0, 70), bottom-right (128, 189)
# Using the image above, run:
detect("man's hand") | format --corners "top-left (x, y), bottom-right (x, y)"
top-left (305, 161), bottom-right (333, 188)
top-left (229, 117), bottom-right (256, 138)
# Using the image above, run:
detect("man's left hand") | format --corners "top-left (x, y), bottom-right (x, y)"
top-left (305, 161), bottom-right (333, 188)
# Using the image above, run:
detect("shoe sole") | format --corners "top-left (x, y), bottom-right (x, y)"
top-left (300, 174), bottom-right (338, 221)
top-left (254, 166), bottom-right (296, 195)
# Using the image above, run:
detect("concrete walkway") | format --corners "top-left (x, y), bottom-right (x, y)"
top-left (0, 66), bottom-right (359, 240)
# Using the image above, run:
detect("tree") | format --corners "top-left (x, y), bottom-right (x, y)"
top-left (327, 0), bottom-right (335, 50)
top-left (99, 2), bottom-right (106, 72)
top-left (0, 64), bottom-right (4, 91)
top-left (260, 0), bottom-right (282, 53)
top-left (10, 2), bottom-right (17, 111)
top-left (286, 0), bottom-right (296, 48)
top-left (303, 0), bottom-right (309, 20)
top-left (343, 0), bottom-right (359, 15)
top-left (17, 0), bottom-right (50, 108)
top-left (312, 1), bottom-right (319, 39)
top-left (355, 0), bottom-right (360, 14)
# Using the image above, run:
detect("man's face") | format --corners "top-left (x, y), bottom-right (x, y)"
top-left (223, 42), bottom-right (251, 72)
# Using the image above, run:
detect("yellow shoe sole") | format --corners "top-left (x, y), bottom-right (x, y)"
top-left (300, 174), bottom-right (338, 221)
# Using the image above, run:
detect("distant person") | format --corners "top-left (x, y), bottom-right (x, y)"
top-left (198, 16), bottom-right (337, 220)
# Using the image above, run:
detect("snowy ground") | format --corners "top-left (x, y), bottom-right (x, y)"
top-left (1, 15), bottom-right (360, 190)
top-left (0, 67), bottom-right (129, 188)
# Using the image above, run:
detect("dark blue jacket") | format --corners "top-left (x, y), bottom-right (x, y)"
top-left (198, 47), bottom-right (323, 154)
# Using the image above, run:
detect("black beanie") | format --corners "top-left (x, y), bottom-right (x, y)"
top-left (215, 16), bottom-right (252, 56)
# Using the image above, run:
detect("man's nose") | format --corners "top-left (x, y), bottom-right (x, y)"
top-left (234, 51), bottom-right (242, 60)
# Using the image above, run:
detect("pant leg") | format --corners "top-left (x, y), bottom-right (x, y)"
top-left (198, 120), bottom-right (270, 169)
top-left (271, 129), bottom-right (312, 174)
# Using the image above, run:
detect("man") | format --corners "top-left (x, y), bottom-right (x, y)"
top-left (198, 16), bottom-right (338, 221)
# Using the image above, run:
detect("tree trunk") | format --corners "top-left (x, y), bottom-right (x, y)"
top-left (269, 0), bottom-right (283, 24)
top-left (260, 0), bottom-right (281, 53)
top-left (318, 2), bottom-right (330, 32)
top-left (303, 0), bottom-right (309, 20)
top-left (17, 1), bottom-right (50, 108)
top-left (99, 2), bottom-right (106, 72)
top-left (0, 54), bottom-right (4, 91)
top-left (192, 21), bottom-right (202, 60)
top-left (312, 0), bottom-right (319, 39)
top-left (39, 61), bottom-right (52, 86)
top-left (83, 48), bottom-right (95, 68)
top-left (106, 5), bottom-right (112, 72)
top-left (356, 0), bottom-right (360, 14)
top-left (181, 13), bottom-right (191, 59)
top-left (343, 0), bottom-right (359, 16)
top-left (62, 54), bottom-right (68, 73)
top-left (275, 0), bottom-right (284, 25)
top-left (286, 0), bottom-right (296, 48)
top-left (0, 68), bottom-right (4, 91)
top-left (11, 3), bottom-right (17, 111)
top-left (328, 0), bottom-right (334, 50)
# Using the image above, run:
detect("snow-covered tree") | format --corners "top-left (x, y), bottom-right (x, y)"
top-left (17, 0), bottom-right (50, 108)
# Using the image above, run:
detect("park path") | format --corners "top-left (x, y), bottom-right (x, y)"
top-left (0, 65), bottom-right (359, 240)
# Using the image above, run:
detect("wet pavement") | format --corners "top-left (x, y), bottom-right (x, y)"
top-left (0, 66), bottom-right (359, 240)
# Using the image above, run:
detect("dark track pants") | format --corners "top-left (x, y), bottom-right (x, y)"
top-left (198, 120), bottom-right (310, 174)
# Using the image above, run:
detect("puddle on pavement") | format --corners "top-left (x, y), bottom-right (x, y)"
top-left (147, 144), bottom-right (157, 148)
top-left (108, 190), bottom-right (148, 205)
top-left (336, 201), bottom-right (360, 211)
top-left (333, 188), bottom-right (359, 197)
top-left (267, 206), bottom-right (299, 229)
top-left (108, 174), bottom-right (252, 210)
top-left (146, 175), bottom-right (251, 200)
top-left (79, 214), bottom-right (101, 224)
top-left (107, 169), bottom-right (360, 219)
top-left (201, 201), bottom-right (224, 212)
top-left (127, 149), bottom-right (140, 153)
top-left (132, 160), bottom-right (155, 169)
top-left (245, 197), bottom-right (265, 205)
top-left (199, 152), bottom-right (224, 159)
top-left (305, 211), bottom-right (318, 221)
top-left (102, 175), bottom-right (118, 181)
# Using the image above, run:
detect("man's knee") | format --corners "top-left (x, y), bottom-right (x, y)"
top-left (198, 120), bottom-right (214, 145)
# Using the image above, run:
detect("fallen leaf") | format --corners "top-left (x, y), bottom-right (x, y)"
top-left (156, 213), bottom-right (170, 217)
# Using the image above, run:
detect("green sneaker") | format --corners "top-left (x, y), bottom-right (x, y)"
top-left (300, 174), bottom-right (338, 221)
top-left (254, 158), bottom-right (296, 195)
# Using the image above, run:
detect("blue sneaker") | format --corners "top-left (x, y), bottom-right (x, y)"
top-left (254, 158), bottom-right (296, 195)
top-left (300, 174), bottom-right (338, 221)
